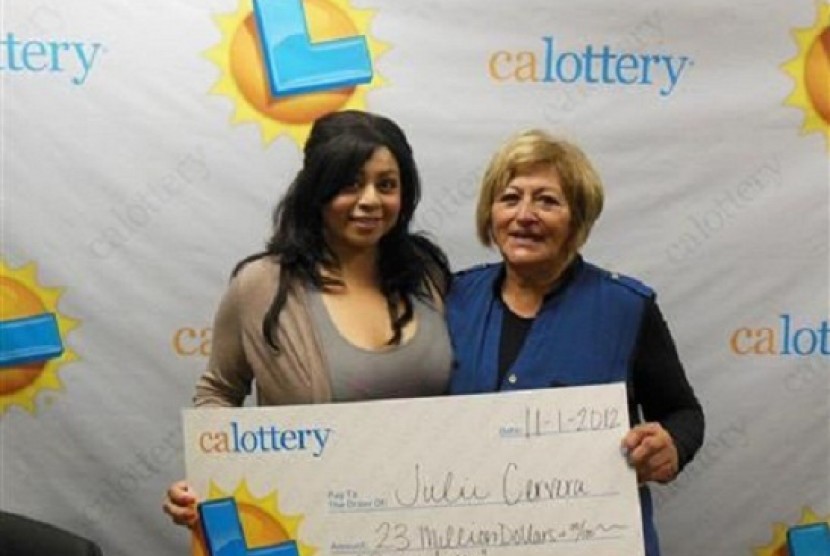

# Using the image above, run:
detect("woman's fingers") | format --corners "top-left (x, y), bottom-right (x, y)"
top-left (163, 480), bottom-right (200, 527)
top-left (623, 422), bottom-right (679, 484)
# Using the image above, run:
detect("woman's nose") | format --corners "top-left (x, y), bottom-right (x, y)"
top-left (515, 199), bottom-right (538, 222)
top-left (357, 183), bottom-right (380, 207)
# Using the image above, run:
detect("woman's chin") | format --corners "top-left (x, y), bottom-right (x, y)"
top-left (504, 256), bottom-right (552, 272)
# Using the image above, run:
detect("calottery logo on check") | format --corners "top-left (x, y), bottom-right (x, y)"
top-left (199, 421), bottom-right (333, 457)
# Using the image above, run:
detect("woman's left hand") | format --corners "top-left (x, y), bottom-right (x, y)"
top-left (622, 422), bottom-right (679, 484)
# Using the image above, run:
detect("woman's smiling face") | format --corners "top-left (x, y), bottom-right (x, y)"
top-left (490, 164), bottom-right (573, 274)
top-left (322, 146), bottom-right (402, 257)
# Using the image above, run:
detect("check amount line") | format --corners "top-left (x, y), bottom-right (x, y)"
top-left (329, 533), bottom-right (628, 555)
top-left (328, 491), bottom-right (620, 514)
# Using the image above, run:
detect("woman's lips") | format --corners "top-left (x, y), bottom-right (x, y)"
top-left (508, 232), bottom-right (542, 244)
top-left (351, 216), bottom-right (382, 230)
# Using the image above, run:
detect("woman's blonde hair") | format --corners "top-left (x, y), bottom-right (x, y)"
top-left (476, 129), bottom-right (604, 254)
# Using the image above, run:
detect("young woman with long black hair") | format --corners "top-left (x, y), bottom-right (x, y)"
top-left (163, 110), bottom-right (451, 526)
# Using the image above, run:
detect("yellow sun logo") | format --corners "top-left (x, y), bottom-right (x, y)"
top-left (205, 0), bottom-right (388, 147)
top-left (782, 1), bottom-right (830, 151)
top-left (192, 480), bottom-right (316, 556)
top-left (0, 259), bottom-right (79, 415)
top-left (753, 507), bottom-right (830, 555)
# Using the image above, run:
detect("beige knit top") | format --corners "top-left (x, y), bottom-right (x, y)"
top-left (194, 257), bottom-right (333, 407)
top-left (193, 256), bottom-right (448, 407)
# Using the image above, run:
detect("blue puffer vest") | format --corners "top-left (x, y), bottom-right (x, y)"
top-left (447, 259), bottom-right (660, 556)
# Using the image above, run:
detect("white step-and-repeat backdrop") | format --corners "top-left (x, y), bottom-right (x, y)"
top-left (3, 0), bottom-right (828, 554)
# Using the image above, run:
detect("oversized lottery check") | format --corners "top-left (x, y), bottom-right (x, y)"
top-left (184, 382), bottom-right (645, 556)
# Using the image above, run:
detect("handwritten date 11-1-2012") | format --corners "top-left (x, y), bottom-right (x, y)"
top-left (522, 405), bottom-right (623, 437)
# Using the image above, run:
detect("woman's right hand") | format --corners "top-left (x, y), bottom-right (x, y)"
top-left (163, 480), bottom-right (200, 527)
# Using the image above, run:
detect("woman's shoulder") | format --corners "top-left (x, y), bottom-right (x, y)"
top-left (453, 262), bottom-right (500, 282)
top-left (227, 255), bottom-right (287, 304)
top-left (448, 262), bottom-right (501, 301)
top-left (581, 260), bottom-right (654, 299)
top-left (233, 255), bottom-right (281, 283)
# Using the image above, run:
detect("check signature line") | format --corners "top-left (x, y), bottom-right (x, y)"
top-left (328, 491), bottom-right (620, 514)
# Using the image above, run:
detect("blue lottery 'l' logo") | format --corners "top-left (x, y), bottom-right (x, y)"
top-left (253, 0), bottom-right (373, 97)
top-left (199, 498), bottom-right (300, 556)
top-left (0, 313), bottom-right (63, 368)
top-left (787, 522), bottom-right (830, 556)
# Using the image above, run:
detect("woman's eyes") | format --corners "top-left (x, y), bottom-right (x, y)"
top-left (376, 178), bottom-right (399, 192)
top-left (537, 195), bottom-right (561, 208)
top-left (339, 177), bottom-right (398, 194)
top-left (498, 193), bottom-right (562, 208)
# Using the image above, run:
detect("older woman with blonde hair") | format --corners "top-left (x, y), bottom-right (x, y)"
top-left (447, 129), bottom-right (704, 556)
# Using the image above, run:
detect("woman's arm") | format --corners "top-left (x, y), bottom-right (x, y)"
top-left (631, 298), bottom-right (705, 471)
top-left (193, 274), bottom-right (254, 407)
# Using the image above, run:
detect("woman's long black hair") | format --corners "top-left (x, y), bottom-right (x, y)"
top-left (235, 110), bottom-right (450, 350)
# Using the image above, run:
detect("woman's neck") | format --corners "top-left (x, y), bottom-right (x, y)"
top-left (327, 247), bottom-right (379, 290)
top-left (501, 255), bottom-right (573, 317)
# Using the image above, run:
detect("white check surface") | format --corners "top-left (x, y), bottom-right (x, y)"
top-left (184, 382), bottom-right (644, 555)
